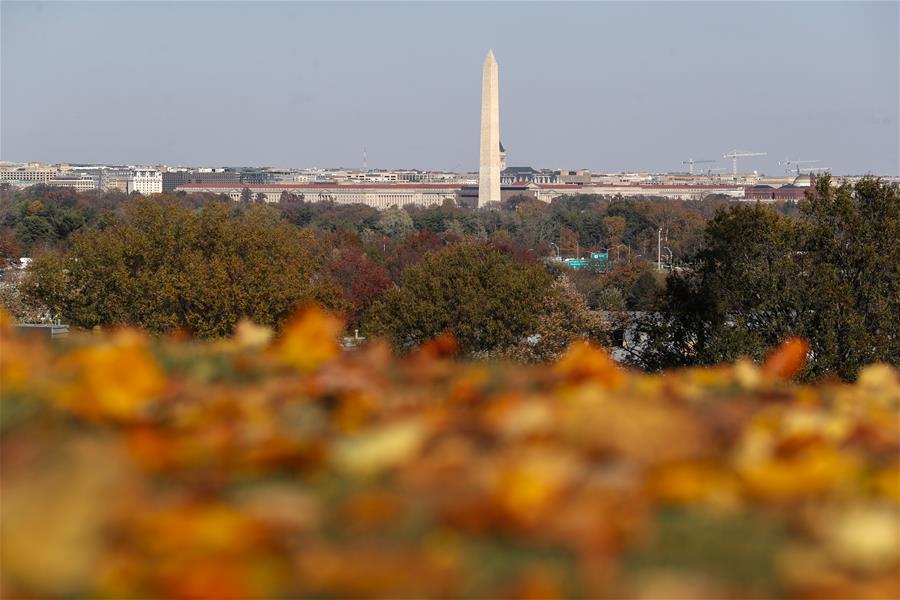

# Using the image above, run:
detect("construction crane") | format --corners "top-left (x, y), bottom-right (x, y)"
top-left (681, 158), bottom-right (715, 175)
top-left (778, 159), bottom-right (818, 175)
top-left (723, 150), bottom-right (767, 176)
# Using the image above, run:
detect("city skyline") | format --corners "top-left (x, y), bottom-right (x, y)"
top-left (2, 2), bottom-right (898, 175)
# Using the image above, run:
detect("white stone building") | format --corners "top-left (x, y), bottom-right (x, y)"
top-left (174, 183), bottom-right (460, 209)
top-left (46, 173), bottom-right (98, 192)
top-left (127, 169), bottom-right (162, 195)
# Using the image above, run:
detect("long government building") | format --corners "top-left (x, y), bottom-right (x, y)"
top-left (174, 181), bottom-right (747, 208)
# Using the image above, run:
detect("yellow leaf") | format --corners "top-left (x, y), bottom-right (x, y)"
top-left (233, 318), bottom-right (274, 349)
top-left (738, 443), bottom-right (859, 500)
top-left (0, 307), bottom-right (15, 331)
top-left (273, 306), bottom-right (343, 372)
top-left (823, 506), bottom-right (900, 573)
top-left (332, 419), bottom-right (426, 476)
top-left (554, 341), bottom-right (623, 387)
top-left (650, 461), bottom-right (739, 507)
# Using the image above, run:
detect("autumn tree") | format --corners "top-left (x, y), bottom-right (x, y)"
top-left (602, 215), bottom-right (626, 247)
top-left (570, 262), bottom-right (663, 312)
top-left (326, 247), bottom-right (392, 329)
top-left (0, 229), bottom-right (22, 268)
top-left (383, 230), bottom-right (446, 282)
top-left (23, 198), bottom-right (341, 337)
top-left (499, 275), bottom-right (609, 362)
top-left (364, 243), bottom-right (603, 357)
top-left (559, 227), bottom-right (579, 258)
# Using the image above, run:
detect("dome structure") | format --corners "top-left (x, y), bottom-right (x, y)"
top-left (792, 174), bottom-right (813, 188)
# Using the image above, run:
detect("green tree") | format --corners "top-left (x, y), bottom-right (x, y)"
top-left (634, 177), bottom-right (899, 380)
top-left (365, 243), bottom-right (552, 355)
top-left (15, 216), bottom-right (54, 250)
top-left (375, 207), bottom-right (415, 239)
top-left (593, 286), bottom-right (626, 312)
top-left (600, 262), bottom-right (665, 311)
top-left (634, 204), bottom-right (803, 369)
top-left (800, 176), bottom-right (899, 379)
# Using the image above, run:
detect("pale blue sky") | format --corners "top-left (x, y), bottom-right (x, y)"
top-left (2, 1), bottom-right (897, 174)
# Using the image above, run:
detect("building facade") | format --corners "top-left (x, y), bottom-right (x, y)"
top-left (743, 174), bottom-right (813, 202)
top-left (162, 170), bottom-right (239, 192)
top-left (127, 169), bottom-right (162, 195)
top-left (0, 168), bottom-right (59, 184)
top-left (176, 181), bottom-right (746, 209)
top-left (46, 173), bottom-right (98, 192)
top-left (174, 183), bottom-right (461, 209)
top-left (99, 168), bottom-right (133, 192)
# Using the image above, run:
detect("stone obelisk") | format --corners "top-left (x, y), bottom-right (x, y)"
top-left (478, 49), bottom-right (501, 207)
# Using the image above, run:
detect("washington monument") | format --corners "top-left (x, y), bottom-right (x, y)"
top-left (478, 49), bottom-right (501, 207)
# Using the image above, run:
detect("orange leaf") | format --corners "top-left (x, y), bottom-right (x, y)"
top-left (763, 338), bottom-right (809, 379)
top-left (55, 330), bottom-right (164, 421)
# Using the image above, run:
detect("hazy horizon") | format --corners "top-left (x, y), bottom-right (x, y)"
top-left (2, 1), bottom-right (898, 175)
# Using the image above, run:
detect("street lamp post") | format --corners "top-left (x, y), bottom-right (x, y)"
top-left (657, 228), bottom-right (662, 271)
top-left (657, 228), bottom-right (668, 271)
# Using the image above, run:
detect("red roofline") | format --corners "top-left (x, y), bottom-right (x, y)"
top-left (175, 182), bottom-right (743, 193)
top-left (174, 183), bottom-right (467, 190)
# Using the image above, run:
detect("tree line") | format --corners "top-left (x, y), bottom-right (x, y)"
top-left (633, 177), bottom-right (899, 380)
top-left (1, 177), bottom-right (896, 379)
